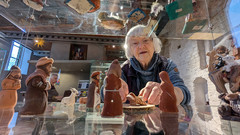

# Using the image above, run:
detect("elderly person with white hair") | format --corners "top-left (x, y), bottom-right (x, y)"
top-left (101, 25), bottom-right (190, 110)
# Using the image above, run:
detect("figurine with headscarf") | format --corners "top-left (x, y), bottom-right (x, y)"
top-left (86, 71), bottom-right (101, 112)
top-left (0, 65), bottom-right (21, 132)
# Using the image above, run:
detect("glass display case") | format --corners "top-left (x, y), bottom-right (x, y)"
top-left (0, 49), bottom-right (7, 74)
top-left (1, 0), bottom-right (240, 135)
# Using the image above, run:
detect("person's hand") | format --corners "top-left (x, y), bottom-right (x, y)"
top-left (139, 81), bottom-right (161, 105)
top-left (119, 79), bottom-right (129, 102)
top-left (225, 93), bottom-right (239, 101)
top-left (139, 71), bottom-right (178, 112)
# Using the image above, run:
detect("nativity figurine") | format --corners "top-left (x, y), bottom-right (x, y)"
top-left (86, 71), bottom-right (101, 112)
top-left (61, 88), bottom-right (79, 106)
top-left (0, 65), bottom-right (21, 128)
top-left (101, 59), bottom-right (123, 117)
top-left (19, 57), bottom-right (53, 115)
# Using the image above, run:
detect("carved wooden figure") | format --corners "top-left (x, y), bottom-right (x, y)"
top-left (20, 57), bottom-right (53, 115)
top-left (0, 65), bottom-right (21, 128)
top-left (61, 88), bottom-right (79, 106)
top-left (86, 71), bottom-right (101, 112)
top-left (206, 47), bottom-right (228, 93)
top-left (101, 59), bottom-right (123, 117)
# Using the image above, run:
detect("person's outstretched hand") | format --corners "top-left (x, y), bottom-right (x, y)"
top-left (139, 71), bottom-right (178, 112)
top-left (119, 79), bottom-right (129, 102)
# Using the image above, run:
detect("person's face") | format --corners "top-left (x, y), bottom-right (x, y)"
top-left (46, 64), bottom-right (52, 76)
top-left (10, 70), bottom-right (21, 80)
top-left (50, 75), bottom-right (58, 84)
top-left (129, 36), bottom-right (155, 65)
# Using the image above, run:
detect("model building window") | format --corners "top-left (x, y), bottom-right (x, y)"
top-left (5, 41), bottom-right (32, 74)
top-left (69, 44), bottom-right (88, 60)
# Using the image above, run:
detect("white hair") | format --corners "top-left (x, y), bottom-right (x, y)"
top-left (124, 25), bottom-right (162, 60)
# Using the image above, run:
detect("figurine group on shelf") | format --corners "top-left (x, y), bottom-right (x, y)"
top-left (206, 40), bottom-right (240, 120)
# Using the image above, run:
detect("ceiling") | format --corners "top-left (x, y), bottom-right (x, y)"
top-left (0, 0), bottom-right (230, 39)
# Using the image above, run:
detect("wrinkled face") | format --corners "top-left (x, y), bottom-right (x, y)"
top-left (10, 70), bottom-right (21, 80)
top-left (129, 36), bottom-right (155, 64)
top-left (50, 75), bottom-right (58, 84)
top-left (46, 64), bottom-right (52, 76)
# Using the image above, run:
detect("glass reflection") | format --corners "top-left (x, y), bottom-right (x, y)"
top-left (123, 106), bottom-right (193, 135)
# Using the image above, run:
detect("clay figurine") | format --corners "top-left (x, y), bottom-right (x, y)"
top-left (0, 0), bottom-right (10, 8)
top-left (23, 0), bottom-right (44, 11)
top-left (126, 92), bottom-right (146, 106)
top-left (101, 59), bottom-right (123, 117)
top-left (206, 46), bottom-right (228, 93)
top-left (98, 12), bottom-right (126, 30)
top-left (19, 57), bottom-right (53, 115)
top-left (0, 66), bottom-right (21, 128)
top-left (86, 71), bottom-right (101, 112)
top-left (0, 65), bottom-right (22, 109)
top-left (158, 71), bottom-right (178, 112)
top-left (218, 92), bottom-right (240, 121)
top-left (61, 88), bottom-right (79, 106)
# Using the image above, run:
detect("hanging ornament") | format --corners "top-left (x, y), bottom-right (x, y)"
top-left (143, 2), bottom-right (165, 36)
top-left (165, 0), bottom-right (193, 20)
top-left (65, 0), bottom-right (95, 14)
top-left (128, 8), bottom-right (146, 23)
top-left (34, 38), bottom-right (45, 47)
top-left (23, 0), bottom-right (44, 11)
top-left (0, 0), bottom-right (10, 8)
top-left (98, 12), bottom-right (126, 30)
top-left (88, 0), bottom-right (100, 13)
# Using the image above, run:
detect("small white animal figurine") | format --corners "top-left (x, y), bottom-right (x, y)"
top-left (61, 88), bottom-right (79, 106)
top-left (222, 55), bottom-right (240, 72)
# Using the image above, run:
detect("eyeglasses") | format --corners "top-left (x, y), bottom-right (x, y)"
top-left (130, 38), bottom-right (153, 48)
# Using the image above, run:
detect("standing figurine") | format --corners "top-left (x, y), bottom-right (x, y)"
top-left (86, 71), bottom-right (101, 112)
top-left (101, 59), bottom-right (123, 117)
top-left (0, 65), bottom-right (21, 131)
top-left (19, 57), bottom-right (53, 115)
top-left (0, 65), bottom-right (22, 109)
top-left (61, 88), bottom-right (79, 106)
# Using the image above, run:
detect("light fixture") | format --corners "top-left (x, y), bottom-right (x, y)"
top-left (33, 37), bottom-right (45, 47)
top-left (112, 45), bottom-right (116, 48)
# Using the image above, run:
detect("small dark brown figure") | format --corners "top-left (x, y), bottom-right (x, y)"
top-left (86, 71), bottom-right (101, 112)
top-left (19, 57), bottom-right (54, 115)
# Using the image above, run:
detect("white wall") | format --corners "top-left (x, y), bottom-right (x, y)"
top-left (50, 42), bottom-right (71, 60)
top-left (168, 39), bottom-right (223, 134)
top-left (87, 43), bottom-right (105, 60)
top-left (50, 41), bottom-right (106, 60)
top-left (54, 72), bottom-right (89, 96)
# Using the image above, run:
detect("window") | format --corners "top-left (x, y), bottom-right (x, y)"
top-left (5, 41), bottom-right (32, 75)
